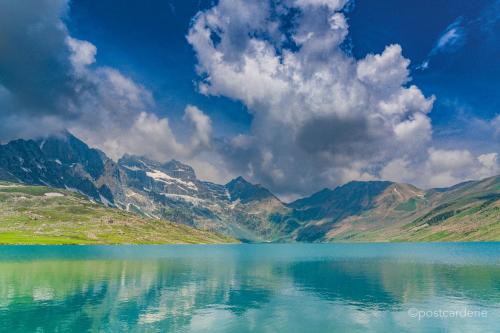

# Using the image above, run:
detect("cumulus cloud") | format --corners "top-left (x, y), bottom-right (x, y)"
top-left (356, 44), bottom-right (410, 90)
top-left (188, 0), bottom-right (499, 195)
top-left (188, 0), bottom-right (435, 195)
top-left (0, 0), bottom-right (216, 174)
top-left (66, 37), bottom-right (97, 71)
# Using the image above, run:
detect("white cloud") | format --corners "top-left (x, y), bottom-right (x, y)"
top-left (188, 0), bottom-right (437, 195)
top-left (188, 0), bottom-right (499, 194)
top-left (379, 85), bottom-right (434, 116)
top-left (394, 112), bottom-right (432, 144)
top-left (432, 18), bottom-right (465, 54)
top-left (380, 158), bottom-right (413, 184)
top-left (184, 105), bottom-right (213, 149)
top-left (356, 44), bottom-right (410, 90)
top-left (418, 17), bottom-right (466, 70)
top-left (381, 148), bottom-right (499, 189)
top-left (427, 148), bottom-right (474, 172)
top-left (424, 148), bottom-right (475, 187)
top-left (66, 37), bottom-right (96, 70)
top-left (476, 153), bottom-right (500, 179)
top-left (294, 0), bottom-right (346, 10)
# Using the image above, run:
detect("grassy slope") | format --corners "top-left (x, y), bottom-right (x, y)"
top-left (0, 182), bottom-right (237, 245)
top-left (393, 201), bottom-right (500, 242)
top-left (391, 176), bottom-right (500, 242)
top-left (326, 176), bottom-right (500, 242)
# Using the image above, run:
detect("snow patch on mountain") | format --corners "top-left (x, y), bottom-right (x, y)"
top-left (146, 169), bottom-right (198, 191)
top-left (161, 193), bottom-right (205, 205)
top-left (122, 165), bottom-right (142, 172)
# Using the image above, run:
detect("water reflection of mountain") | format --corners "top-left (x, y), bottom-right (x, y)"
top-left (0, 259), bottom-right (273, 332)
top-left (287, 259), bottom-right (500, 309)
top-left (1, 256), bottom-right (499, 332)
top-left (287, 260), bottom-right (400, 310)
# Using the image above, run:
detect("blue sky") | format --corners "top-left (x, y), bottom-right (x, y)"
top-left (0, 0), bottom-right (498, 197)
top-left (66, 0), bottom-right (499, 146)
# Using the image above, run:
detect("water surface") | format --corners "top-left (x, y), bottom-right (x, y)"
top-left (0, 243), bottom-right (499, 332)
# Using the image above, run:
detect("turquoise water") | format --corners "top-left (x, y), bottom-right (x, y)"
top-left (0, 243), bottom-right (499, 332)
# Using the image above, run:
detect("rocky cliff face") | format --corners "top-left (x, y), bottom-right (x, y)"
top-left (0, 133), bottom-right (289, 241)
top-left (0, 134), bottom-right (115, 203)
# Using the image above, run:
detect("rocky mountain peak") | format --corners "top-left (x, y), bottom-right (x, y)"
top-left (226, 176), bottom-right (250, 186)
top-left (38, 132), bottom-right (107, 180)
top-left (0, 132), bottom-right (112, 202)
top-left (162, 159), bottom-right (196, 180)
top-left (225, 176), bottom-right (277, 204)
top-left (118, 155), bottom-right (196, 181)
top-left (118, 154), bottom-right (157, 169)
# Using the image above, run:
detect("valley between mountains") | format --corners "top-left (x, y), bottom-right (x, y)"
top-left (0, 133), bottom-right (499, 244)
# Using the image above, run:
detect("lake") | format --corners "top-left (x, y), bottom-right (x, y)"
top-left (0, 243), bottom-right (499, 332)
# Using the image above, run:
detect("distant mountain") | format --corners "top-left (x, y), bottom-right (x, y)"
top-left (289, 175), bottom-right (499, 242)
top-left (286, 181), bottom-right (424, 241)
top-left (0, 133), bottom-right (498, 242)
top-left (226, 176), bottom-right (277, 204)
top-left (392, 175), bottom-right (500, 242)
top-left (290, 181), bottom-right (395, 221)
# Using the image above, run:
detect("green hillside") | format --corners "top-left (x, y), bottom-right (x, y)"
top-left (322, 176), bottom-right (500, 242)
top-left (0, 182), bottom-right (237, 245)
top-left (392, 175), bottom-right (500, 242)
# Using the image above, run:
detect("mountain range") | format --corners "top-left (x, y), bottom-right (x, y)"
top-left (0, 133), bottom-right (499, 242)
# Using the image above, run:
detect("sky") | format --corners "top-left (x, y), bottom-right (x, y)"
top-left (0, 0), bottom-right (499, 199)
